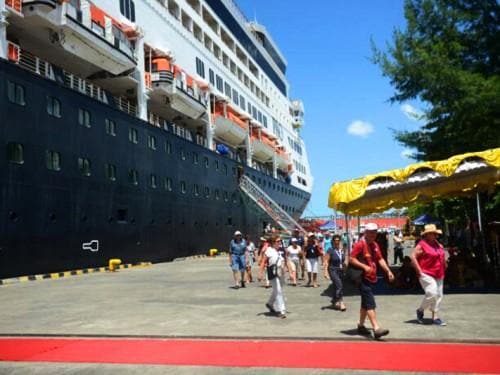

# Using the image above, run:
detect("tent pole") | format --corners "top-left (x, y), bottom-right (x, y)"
top-left (476, 192), bottom-right (487, 264)
top-left (345, 214), bottom-right (350, 254)
top-left (476, 192), bottom-right (483, 233)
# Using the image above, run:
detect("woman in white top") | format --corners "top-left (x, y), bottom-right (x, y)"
top-left (260, 236), bottom-right (286, 318)
top-left (286, 238), bottom-right (302, 286)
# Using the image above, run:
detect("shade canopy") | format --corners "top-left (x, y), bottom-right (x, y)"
top-left (412, 214), bottom-right (440, 226)
top-left (328, 148), bottom-right (500, 216)
top-left (319, 220), bottom-right (337, 230)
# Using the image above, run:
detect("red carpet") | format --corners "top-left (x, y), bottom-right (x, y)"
top-left (1, 337), bottom-right (500, 373)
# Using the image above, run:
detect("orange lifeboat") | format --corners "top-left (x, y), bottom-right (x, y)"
top-left (213, 101), bottom-right (248, 146)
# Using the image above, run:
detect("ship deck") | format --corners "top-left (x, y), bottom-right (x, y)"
top-left (1, 256), bottom-right (500, 374)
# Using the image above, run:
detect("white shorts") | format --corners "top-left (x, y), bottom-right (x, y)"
top-left (305, 258), bottom-right (319, 273)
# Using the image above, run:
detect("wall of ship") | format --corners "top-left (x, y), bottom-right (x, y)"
top-left (0, 60), bottom-right (310, 278)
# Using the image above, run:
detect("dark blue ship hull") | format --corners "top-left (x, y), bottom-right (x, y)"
top-left (0, 60), bottom-right (310, 278)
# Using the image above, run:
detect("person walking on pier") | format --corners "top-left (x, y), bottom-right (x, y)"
top-left (260, 236), bottom-right (287, 318)
top-left (244, 235), bottom-right (256, 283)
top-left (349, 223), bottom-right (394, 339)
top-left (393, 230), bottom-right (404, 265)
top-left (286, 238), bottom-right (302, 286)
top-left (304, 233), bottom-right (322, 288)
top-left (411, 224), bottom-right (447, 326)
top-left (323, 234), bottom-right (347, 311)
top-left (229, 230), bottom-right (247, 289)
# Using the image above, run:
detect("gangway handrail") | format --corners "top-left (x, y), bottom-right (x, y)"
top-left (239, 175), bottom-right (306, 235)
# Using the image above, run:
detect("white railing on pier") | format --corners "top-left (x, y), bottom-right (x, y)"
top-left (239, 175), bottom-right (305, 234)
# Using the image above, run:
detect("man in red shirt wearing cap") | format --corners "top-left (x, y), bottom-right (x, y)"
top-left (350, 223), bottom-right (394, 339)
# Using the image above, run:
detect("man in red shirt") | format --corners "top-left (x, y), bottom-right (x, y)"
top-left (349, 223), bottom-right (394, 339)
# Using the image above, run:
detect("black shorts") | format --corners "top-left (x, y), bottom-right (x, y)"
top-left (359, 279), bottom-right (376, 310)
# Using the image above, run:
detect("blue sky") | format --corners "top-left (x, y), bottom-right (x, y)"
top-left (237, 0), bottom-right (424, 216)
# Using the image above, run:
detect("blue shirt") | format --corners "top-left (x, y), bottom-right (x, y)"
top-left (323, 238), bottom-right (332, 253)
top-left (230, 239), bottom-right (247, 256)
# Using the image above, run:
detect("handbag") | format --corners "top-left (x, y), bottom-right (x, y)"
top-left (267, 263), bottom-right (277, 280)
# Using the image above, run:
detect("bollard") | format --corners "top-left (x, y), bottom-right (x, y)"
top-left (109, 258), bottom-right (122, 272)
top-left (208, 249), bottom-right (218, 257)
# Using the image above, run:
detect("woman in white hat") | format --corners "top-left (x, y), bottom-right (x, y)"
top-left (410, 224), bottom-right (447, 326)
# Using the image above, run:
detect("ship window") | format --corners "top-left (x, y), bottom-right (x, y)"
top-left (216, 75), bottom-right (223, 92)
top-left (193, 184), bottom-right (199, 196)
top-left (180, 180), bottom-right (186, 194)
top-left (214, 160), bottom-right (219, 171)
top-left (239, 95), bottom-right (245, 110)
top-left (209, 69), bottom-right (214, 85)
top-left (46, 96), bottom-right (61, 118)
top-left (165, 141), bottom-right (172, 154)
top-left (78, 108), bottom-right (91, 128)
top-left (7, 80), bottom-right (25, 106)
top-left (78, 157), bottom-right (91, 176)
top-left (204, 156), bottom-right (209, 168)
top-left (128, 169), bottom-right (139, 185)
top-left (148, 135), bottom-right (157, 150)
top-left (7, 143), bottom-right (24, 164)
top-left (214, 189), bottom-right (220, 200)
top-left (46, 150), bottom-right (61, 171)
top-left (223, 191), bottom-right (228, 201)
top-left (193, 152), bottom-right (198, 164)
top-left (224, 82), bottom-right (231, 98)
top-left (129, 128), bottom-right (138, 144)
top-left (105, 119), bottom-right (116, 136)
top-left (105, 163), bottom-right (117, 181)
top-left (150, 174), bottom-right (157, 189)
top-left (119, 0), bottom-right (135, 22)
top-left (204, 186), bottom-right (210, 198)
top-left (263, 116), bottom-right (268, 128)
top-left (180, 148), bottom-right (186, 160)
top-left (232, 192), bottom-right (237, 203)
top-left (223, 163), bottom-right (227, 175)
top-left (195, 57), bottom-right (205, 78)
top-left (164, 177), bottom-right (172, 191)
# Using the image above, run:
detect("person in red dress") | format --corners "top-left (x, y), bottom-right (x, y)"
top-left (349, 223), bottom-right (394, 339)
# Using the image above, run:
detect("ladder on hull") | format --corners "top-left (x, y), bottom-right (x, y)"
top-left (239, 175), bottom-right (306, 234)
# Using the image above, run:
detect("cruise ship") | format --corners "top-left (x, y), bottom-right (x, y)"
top-left (0, 0), bottom-right (312, 278)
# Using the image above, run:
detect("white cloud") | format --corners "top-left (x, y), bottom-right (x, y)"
top-left (401, 104), bottom-right (424, 121)
top-left (347, 120), bottom-right (374, 138)
top-left (400, 149), bottom-right (413, 159)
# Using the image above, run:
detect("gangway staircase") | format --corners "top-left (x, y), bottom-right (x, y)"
top-left (239, 175), bottom-right (306, 235)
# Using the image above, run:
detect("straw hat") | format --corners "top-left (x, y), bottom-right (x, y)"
top-left (422, 224), bottom-right (442, 235)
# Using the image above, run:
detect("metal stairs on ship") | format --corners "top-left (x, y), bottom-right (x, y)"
top-left (239, 175), bottom-right (306, 235)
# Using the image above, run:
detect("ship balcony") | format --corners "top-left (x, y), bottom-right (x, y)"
top-left (18, 0), bottom-right (136, 76)
top-left (212, 112), bottom-right (248, 146)
top-left (251, 137), bottom-right (275, 162)
top-left (151, 72), bottom-right (207, 120)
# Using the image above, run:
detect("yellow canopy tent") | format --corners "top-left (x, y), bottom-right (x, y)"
top-left (328, 148), bottom-right (500, 216)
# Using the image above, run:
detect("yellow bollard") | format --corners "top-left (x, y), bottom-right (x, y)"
top-left (208, 249), bottom-right (218, 257)
top-left (109, 258), bottom-right (122, 272)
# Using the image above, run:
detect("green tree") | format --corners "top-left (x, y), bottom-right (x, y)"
top-left (373, 0), bottom-right (500, 226)
top-left (373, 0), bottom-right (500, 161)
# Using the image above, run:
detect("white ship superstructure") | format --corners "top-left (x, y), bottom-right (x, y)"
top-left (1, 0), bottom-right (312, 193)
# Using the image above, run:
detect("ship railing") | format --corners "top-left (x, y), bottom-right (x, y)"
top-left (64, 72), bottom-right (108, 103)
top-left (151, 71), bottom-right (174, 83)
top-left (115, 96), bottom-right (137, 117)
top-left (18, 49), bottom-right (56, 80)
top-left (239, 175), bottom-right (305, 234)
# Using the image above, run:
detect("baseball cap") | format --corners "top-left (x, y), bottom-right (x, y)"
top-left (365, 223), bottom-right (378, 231)
top-left (290, 237), bottom-right (298, 242)
top-left (234, 230), bottom-right (242, 236)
